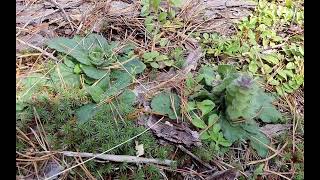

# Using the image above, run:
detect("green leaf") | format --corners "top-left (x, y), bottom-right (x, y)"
top-left (151, 92), bottom-right (181, 119)
top-left (80, 65), bottom-right (107, 80)
top-left (220, 117), bottom-right (247, 143)
top-left (143, 51), bottom-right (159, 60)
top-left (159, 12), bottom-right (167, 22)
top-left (101, 70), bottom-right (132, 99)
top-left (268, 78), bottom-right (280, 86)
top-left (203, 33), bottom-right (209, 40)
top-left (155, 55), bottom-right (169, 61)
top-left (118, 90), bottom-right (136, 105)
top-left (262, 64), bottom-right (272, 74)
top-left (286, 62), bottom-right (295, 69)
top-left (285, 0), bottom-right (292, 8)
top-left (261, 54), bottom-right (279, 65)
top-left (196, 66), bottom-right (216, 85)
top-left (191, 114), bottom-right (207, 129)
top-left (163, 60), bottom-right (174, 66)
top-left (151, 0), bottom-right (161, 12)
top-left (63, 57), bottom-right (76, 68)
top-left (277, 70), bottom-right (287, 80)
top-left (145, 16), bottom-right (154, 32)
top-left (217, 64), bottom-right (237, 78)
top-left (249, 132), bottom-right (270, 158)
top-left (248, 61), bottom-right (258, 74)
top-left (196, 100), bottom-right (215, 116)
top-left (122, 58), bottom-right (146, 74)
top-left (186, 101), bottom-right (196, 112)
top-left (150, 62), bottom-right (159, 68)
top-left (170, 0), bottom-right (182, 7)
top-left (74, 64), bottom-right (82, 74)
top-left (208, 114), bottom-right (218, 126)
top-left (75, 103), bottom-right (100, 124)
top-left (86, 85), bottom-right (104, 103)
top-left (258, 105), bottom-right (282, 123)
top-left (47, 37), bottom-right (92, 65)
top-left (159, 38), bottom-right (169, 47)
top-left (51, 64), bottom-right (80, 87)
top-left (200, 131), bottom-right (210, 140)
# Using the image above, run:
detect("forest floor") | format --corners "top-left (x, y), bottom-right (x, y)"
top-left (16, 0), bottom-right (304, 179)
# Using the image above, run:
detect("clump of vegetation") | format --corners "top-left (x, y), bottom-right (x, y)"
top-left (195, 0), bottom-right (304, 96)
top-left (185, 64), bottom-right (282, 157)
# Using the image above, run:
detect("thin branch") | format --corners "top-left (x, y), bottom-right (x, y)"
top-left (61, 151), bottom-right (175, 166)
top-left (178, 145), bottom-right (215, 170)
top-left (16, 38), bottom-right (59, 62)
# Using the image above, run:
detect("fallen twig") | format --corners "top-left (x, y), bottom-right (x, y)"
top-left (16, 38), bottom-right (59, 62)
top-left (178, 145), bottom-right (215, 170)
top-left (61, 151), bottom-right (175, 166)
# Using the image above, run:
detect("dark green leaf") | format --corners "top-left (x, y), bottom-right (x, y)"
top-left (151, 91), bottom-right (181, 119)
top-left (86, 85), bottom-right (104, 103)
top-left (196, 100), bottom-right (215, 116)
top-left (75, 103), bottom-right (100, 124)
top-left (191, 114), bottom-right (207, 129)
top-left (80, 65), bottom-right (107, 79)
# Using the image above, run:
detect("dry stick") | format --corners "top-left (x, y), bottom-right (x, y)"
top-left (45, 117), bottom-right (164, 180)
top-left (62, 151), bottom-right (175, 166)
top-left (16, 38), bottom-right (59, 62)
top-left (265, 169), bottom-right (291, 180)
top-left (177, 145), bottom-right (215, 170)
top-left (47, 0), bottom-right (75, 31)
top-left (246, 142), bottom-right (288, 166)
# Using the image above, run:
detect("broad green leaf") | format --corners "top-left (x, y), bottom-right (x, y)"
top-left (155, 55), bottom-right (169, 61)
top-left (285, 0), bottom-right (292, 8)
top-left (151, 0), bottom-right (161, 12)
top-left (208, 114), bottom-right (219, 126)
top-left (200, 131), bottom-right (210, 140)
top-left (150, 62), bottom-right (159, 68)
top-left (262, 64), bottom-right (272, 74)
top-left (249, 132), bottom-right (270, 158)
top-left (203, 33), bottom-right (209, 40)
top-left (163, 60), bottom-right (174, 66)
top-left (196, 100), bottom-right (215, 116)
top-left (286, 62), bottom-right (295, 69)
top-left (86, 85), bottom-right (104, 103)
top-left (277, 70), bottom-right (287, 80)
top-left (118, 90), bottom-right (136, 105)
top-left (74, 64), bottom-right (82, 74)
top-left (220, 117), bottom-right (247, 143)
top-left (151, 92), bottom-right (181, 119)
top-left (211, 124), bottom-right (221, 134)
top-left (248, 61), bottom-right (258, 73)
top-left (143, 51), bottom-right (159, 60)
top-left (101, 70), bottom-right (132, 99)
top-left (218, 138), bottom-right (232, 147)
top-left (159, 38), bottom-right (169, 47)
top-left (261, 54), bottom-right (279, 65)
top-left (122, 58), bottom-right (146, 74)
top-left (217, 64), bottom-right (237, 78)
top-left (80, 65), bottom-right (107, 80)
top-left (145, 16), bottom-right (155, 32)
top-left (191, 114), bottom-right (207, 129)
top-left (186, 101), bottom-right (196, 112)
top-left (51, 64), bottom-right (80, 87)
top-left (75, 103), bottom-right (100, 124)
top-left (258, 105), bottom-right (282, 123)
top-left (47, 37), bottom-right (92, 65)
top-left (268, 78), bottom-right (280, 86)
top-left (196, 66), bottom-right (216, 85)
top-left (63, 57), bottom-right (76, 68)
top-left (158, 12), bottom-right (167, 22)
top-left (170, 0), bottom-right (182, 7)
